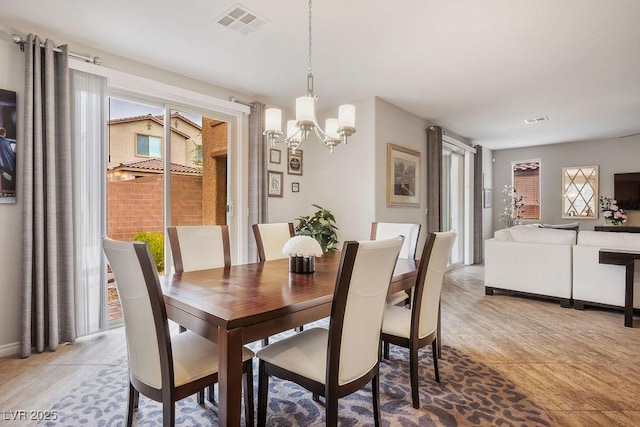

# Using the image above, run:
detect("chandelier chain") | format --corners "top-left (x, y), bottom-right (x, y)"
top-left (308, 0), bottom-right (312, 75)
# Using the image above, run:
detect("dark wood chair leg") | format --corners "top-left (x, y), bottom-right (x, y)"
top-left (126, 382), bottom-right (136, 427)
top-left (257, 361), bottom-right (268, 427)
top-left (372, 374), bottom-right (381, 427)
top-left (326, 392), bottom-right (338, 427)
top-left (432, 339), bottom-right (440, 383)
top-left (383, 341), bottom-right (390, 360)
top-left (208, 384), bottom-right (215, 403)
top-left (243, 361), bottom-right (254, 427)
top-left (437, 302), bottom-right (442, 358)
top-left (312, 393), bottom-right (321, 403)
top-left (197, 389), bottom-right (204, 405)
top-left (262, 337), bottom-right (269, 347)
top-left (163, 400), bottom-right (175, 427)
top-left (133, 386), bottom-right (139, 409)
top-left (295, 325), bottom-right (304, 332)
top-left (410, 345), bottom-right (420, 409)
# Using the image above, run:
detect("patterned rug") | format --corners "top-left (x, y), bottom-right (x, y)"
top-left (41, 326), bottom-right (552, 426)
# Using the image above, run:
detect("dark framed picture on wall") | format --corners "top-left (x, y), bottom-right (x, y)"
top-left (267, 170), bottom-right (283, 197)
top-left (269, 148), bottom-right (281, 164)
top-left (287, 149), bottom-right (303, 175)
top-left (387, 143), bottom-right (420, 207)
top-left (292, 182), bottom-right (299, 193)
top-left (0, 89), bottom-right (17, 204)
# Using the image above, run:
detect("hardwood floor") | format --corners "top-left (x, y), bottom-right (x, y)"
top-left (1, 264), bottom-right (640, 425)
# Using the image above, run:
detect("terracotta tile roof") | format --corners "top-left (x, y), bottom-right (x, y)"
top-left (109, 158), bottom-right (202, 174)
top-left (513, 162), bottom-right (540, 171)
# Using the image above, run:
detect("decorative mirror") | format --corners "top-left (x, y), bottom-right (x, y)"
top-left (562, 165), bottom-right (598, 219)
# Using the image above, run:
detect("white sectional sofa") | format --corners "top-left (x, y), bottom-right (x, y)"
top-left (573, 231), bottom-right (640, 310)
top-left (484, 226), bottom-right (577, 307)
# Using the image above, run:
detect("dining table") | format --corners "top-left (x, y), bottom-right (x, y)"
top-left (160, 250), bottom-right (418, 426)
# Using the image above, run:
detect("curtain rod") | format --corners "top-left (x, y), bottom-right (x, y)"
top-left (12, 34), bottom-right (102, 65)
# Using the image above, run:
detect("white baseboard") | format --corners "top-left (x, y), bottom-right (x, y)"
top-left (0, 341), bottom-right (19, 357)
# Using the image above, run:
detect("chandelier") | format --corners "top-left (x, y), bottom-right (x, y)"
top-left (263, 0), bottom-right (356, 153)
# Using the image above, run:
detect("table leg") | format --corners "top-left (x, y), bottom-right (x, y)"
top-left (218, 327), bottom-right (244, 426)
top-left (624, 264), bottom-right (634, 328)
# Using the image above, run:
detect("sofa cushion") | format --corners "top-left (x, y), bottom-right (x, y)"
top-left (509, 226), bottom-right (577, 245)
top-left (543, 222), bottom-right (580, 232)
top-left (493, 228), bottom-right (513, 241)
top-left (577, 230), bottom-right (640, 249)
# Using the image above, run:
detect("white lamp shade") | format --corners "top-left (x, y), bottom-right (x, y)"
top-left (296, 96), bottom-right (316, 122)
top-left (325, 118), bottom-right (339, 139)
top-left (338, 104), bottom-right (355, 128)
top-left (286, 120), bottom-right (299, 139)
top-left (265, 108), bottom-right (282, 132)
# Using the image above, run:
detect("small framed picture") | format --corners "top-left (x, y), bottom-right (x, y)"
top-left (267, 170), bottom-right (283, 197)
top-left (292, 182), bottom-right (300, 193)
top-left (287, 149), bottom-right (303, 175)
top-left (269, 148), bottom-right (281, 164)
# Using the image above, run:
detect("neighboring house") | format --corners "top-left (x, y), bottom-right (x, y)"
top-left (107, 112), bottom-right (202, 175)
top-left (107, 158), bottom-right (202, 182)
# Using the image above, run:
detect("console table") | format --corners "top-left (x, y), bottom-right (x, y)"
top-left (594, 226), bottom-right (640, 233)
top-left (599, 248), bottom-right (640, 327)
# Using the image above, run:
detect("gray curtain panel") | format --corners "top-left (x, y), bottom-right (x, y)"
top-left (426, 126), bottom-right (443, 233)
top-left (473, 145), bottom-right (483, 264)
top-left (20, 35), bottom-right (75, 357)
top-left (247, 102), bottom-right (268, 262)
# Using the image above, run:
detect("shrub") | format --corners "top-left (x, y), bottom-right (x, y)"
top-left (133, 231), bottom-right (164, 272)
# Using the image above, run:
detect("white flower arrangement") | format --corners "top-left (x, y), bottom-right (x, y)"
top-left (282, 235), bottom-right (323, 258)
top-left (600, 196), bottom-right (627, 225)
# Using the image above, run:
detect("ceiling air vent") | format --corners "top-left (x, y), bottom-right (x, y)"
top-left (524, 116), bottom-right (549, 124)
top-left (215, 3), bottom-right (267, 35)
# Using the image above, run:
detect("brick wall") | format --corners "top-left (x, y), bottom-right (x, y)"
top-left (108, 174), bottom-right (203, 241)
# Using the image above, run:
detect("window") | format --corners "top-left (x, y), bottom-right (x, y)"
top-left (136, 134), bottom-right (162, 158)
top-left (513, 160), bottom-right (541, 221)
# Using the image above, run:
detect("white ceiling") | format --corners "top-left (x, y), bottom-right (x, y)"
top-left (4, 0), bottom-right (640, 150)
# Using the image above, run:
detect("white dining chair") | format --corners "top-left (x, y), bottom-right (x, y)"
top-left (168, 225), bottom-right (231, 272)
top-left (256, 236), bottom-right (404, 427)
top-left (371, 222), bottom-right (421, 306)
top-left (102, 237), bottom-right (255, 426)
top-left (252, 222), bottom-right (295, 262)
top-left (381, 230), bottom-right (456, 409)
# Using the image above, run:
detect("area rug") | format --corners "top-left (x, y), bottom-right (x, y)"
top-left (41, 327), bottom-right (552, 426)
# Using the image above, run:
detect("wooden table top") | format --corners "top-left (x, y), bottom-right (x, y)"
top-left (160, 251), bottom-right (417, 331)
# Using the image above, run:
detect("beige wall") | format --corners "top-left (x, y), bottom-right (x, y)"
top-left (492, 134), bottom-right (640, 231)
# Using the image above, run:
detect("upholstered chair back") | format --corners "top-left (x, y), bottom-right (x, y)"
top-left (371, 222), bottom-right (421, 259)
top-left (330, 236), bottom-right (403, 386)
top-left (102, 237), bottom-right (167, 389)
top-left (168, 225), bottom-right (230, 273)
top-left (414, 231), bottom-right (457, 339)
top-left (252, 222), bottom-right (295, 262)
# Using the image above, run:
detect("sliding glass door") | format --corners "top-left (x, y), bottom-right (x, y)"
top-left (105, 98), bottom-right (231, 325)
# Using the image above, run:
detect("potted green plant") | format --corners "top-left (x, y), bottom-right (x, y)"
top-left (294, 204), bottom-right (338, 252)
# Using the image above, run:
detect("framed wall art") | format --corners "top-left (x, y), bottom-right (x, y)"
top-left (287, 148), bottom-right (303, 175)
top-left (269, 148), bottom-right (281, 164)
top-left (0, 89), bottom-right (17, 204)
top-left (387, 143), bottom-right (420, 207)
top-left (292, 182), bottom-right (300, 193)
top-left (267, 170), bottom-right (283, 197)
